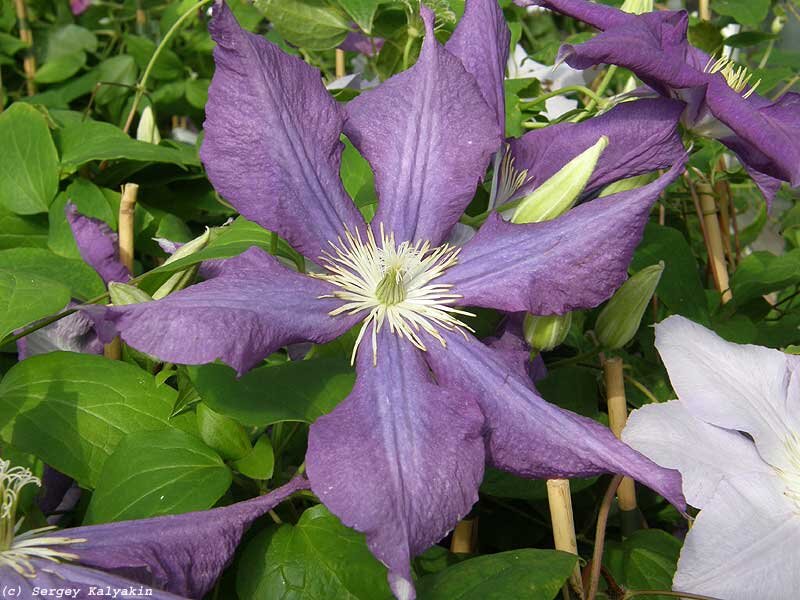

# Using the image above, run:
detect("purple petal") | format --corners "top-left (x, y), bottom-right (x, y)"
top-left (514, 0), bottom-right (633, 30)
top-left (444, 161), bottom-right (685, 314)
top-left (83, 247), bottom-right (359, 374)
top-left (201, 0), bottom-right (364, 260)
top-left (485, 314), bottom-right (547, 382)
top-left (709, 85), bottom-right (800, 190)
top-left (3, 562), bottom-right (186, 599)
top-left (446, 0), bottom-right (510, 130)
top-left (507, 98), bottom-right (686, 201)
top-left (306, 330), bottom-right (485, 600)
top-left (17, 303), bottom-right (103, 360)
top-left (66, 203), bottom-right (130, 285)
top-left (339, 31), bottom-right (384, 57)
top-left (344, 6), bottom-right (502, 246)
top-left (62, 477), bottom-right (309, 597)
top-left (70, 0), bottom-right (91, 15)
top-left (425, 331), bottom-right (686, 509)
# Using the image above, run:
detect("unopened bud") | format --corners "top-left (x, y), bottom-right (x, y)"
top-left (136, 106), bottom-right (161, 145)
top-left (511, 136), bottom-right (608, 224)
top-left (771, 15), bottom-right (787, 35)
top-left (108, 282), bottom-right (153, 305)
top-left (599, 173), bottom-right (653, 198)
top-left (196, 403), bottom-right (252, 461)
top-left (152, 228), bottom-right (214, 300)
top-left (620, 0), bottom-right (653, 14)
top-left (596, 262), bottom-right (664, 350)
top-left (523, 312), bottom-right (572, 352)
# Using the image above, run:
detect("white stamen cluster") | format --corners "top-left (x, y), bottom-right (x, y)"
top-left (493, 145), bottom-right (530, 207)
top-left (0, 459), bottom-right (83, 578)
top-left (314, 225), bottom-right (474, 365)
top-left (703, 54), bottom-right (760, 99)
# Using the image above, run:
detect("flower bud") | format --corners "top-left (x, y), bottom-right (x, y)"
top-left (596, 262), bottom-right (664, 350)
top-left (108, 282), bottom-right (153, 306)
top-left (152, 227), bottom-right (214, 300)
top-left (511, 136), bottom-right (608, 224)
top-left (620, 0), bottom-right (653, 14)
top-left (598, 173), bottom-right (653, 198)
top-left (136, 106), bottom-right (161, 145)
top-left (196, 403), bottom-right (252, 462)
top-left (771, 15), bottom-right (787, 35)
top-left (523, 312), bottom-right (572, 352)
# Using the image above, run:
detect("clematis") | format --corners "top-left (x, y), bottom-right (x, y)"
top-left (85, 1), bottom-right (687, 597)
top-left (516, 0), bottom-right (800, 203)
top-left (16, 204), bottom-right (129, 360)
top-left (0, 457), bottom-right (308, 598)
top-left (69, 0), bottom-right (91, 16)
top-left (622, 316), bottom-right (800, 599)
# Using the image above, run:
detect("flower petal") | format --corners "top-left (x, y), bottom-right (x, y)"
top-left (445, 0), bottom-right (510, 130)
top-left (17, 305), bottom-right (103, 360)
top-left (623, 400), bottom-right (771, 508)
top-left (514, 0), bottom-right (633, 30)
top-left (673, 474), bottom-right (800, 600)
top-left (425, 332), bottom-right (685, 509)
top-left (654, 315), bottom-right (800, 472)
top-left (201, 0), bottom-right (364, 260)
top-left (66, 203), bottom-right (130, 285)
top-left (306, 329), bottom-right (485, 600)
top-left (62, 477), bottom-right (309, 597)
top-left (507, 98), bottom-right (686, 202)
top-left (444, 161), bottom-right (685, 314)
top-left (344, 6), bottom-right (502, 246)
top-left (84, 248), bottom-right (358, 374)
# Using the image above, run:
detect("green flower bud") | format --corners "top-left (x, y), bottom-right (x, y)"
top-left (136, 106), bottom-right (161, 145)
top-left (598, 173), bottom-right (653, 198)
top-left (771, 15), bottom-right (787, 35)
top-left (152, 227), bottom-right (214, 300)
top-left (620, 0), bottom-right (653, 14)
top-left (108, 282), bottom-right (153, 306)
top-left (596, 261), bottom-right (664, 350)
top-left (196, 403), bottom-right (252, 461)
top-left (511, 136), bottom-right (608, 225)
top-left (523, 312), bottom-right (572, 352)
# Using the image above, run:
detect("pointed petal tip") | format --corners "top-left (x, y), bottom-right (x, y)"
top-left (389, 573), bottom-right (417, 600)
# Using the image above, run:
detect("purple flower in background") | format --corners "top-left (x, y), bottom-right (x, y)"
top-left (339, 30), bottom-right (384, 57)
top-left (517, 0), bottom-right (800, 203)
top-left (0, 458), bottom-right (308, 598)
top-left (16, 204), bottom-right (129, 360)
top-left (69, 0), bottom-right (91, 16)
top-left (623, 316), bottom-right (800, 600)
top-left (85, 2), bottom-right (687, 597)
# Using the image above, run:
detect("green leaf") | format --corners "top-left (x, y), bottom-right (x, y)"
top-left (56, 118), bottom-right (200, 172)
top-left (713, 0), bottom-right (770, 26)
top-left (124, 35), bottom-right (184, 81)
top-left (631, 224), bottom-right (710, 325)
top-left (687, 21), bottom-right (723, 55)
top-left (336, 0), bottom-right (383, 33)
top-left (0, 353), bottom-right (190, 487)
top-left (233, 434), bottom-right (275, 480)
top-left (35, 52), bottom-right (87, 84)
top-left (0, 269), bottom-right (70, 340)
top-left (254, 0), bottom-right (351, 50)
top-left (0, 207), bottom-right (48, 250)
top-left (732, 249), bottom-right (800, 305)
top-left (480, 467), bottom-right (596, 500)
top-left (724, 31), bottom-right (777, 48)
top-left (197, 402), bottom-right (253, 461)
top-left (237, 504), bottom-right (392, 600)
top-left (417, 549), bottom-right (577, 600)
top-left (0, 103), bottom-right (60, 214)
top-left (188, 358), bottom-right (355, 427)
top-left (0, 247), bottom-right (104, 301)
top-left (85, 428), bottom-right (231, 523)
top-left (45, 25), bottom-right (97, 60)
top-left (185, 78), bottom-right (210, 109)
top-left (94, 55), bottom-right (138, 106)
top-left (0, 32), bottom-right (26, 56)
top-left (604, 530), bottom-right (681, 600)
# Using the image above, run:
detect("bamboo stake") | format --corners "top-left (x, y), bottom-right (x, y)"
top-left (13, 0), bottom-right (36, 96)
top-left (604, 357), bottom-right (639, 536)
top-left (698, 0), bottom-right (710, 21)
top-left (547, 479), bottom-right (584, 599)
top-left (449, 517), bottom-right (478, 554)
top-left (696, 182), bottom-right (732, 304)
top-left (335, 49), bottom-right (346, 79)
top-left (104, 184), bottom-right (138, 360)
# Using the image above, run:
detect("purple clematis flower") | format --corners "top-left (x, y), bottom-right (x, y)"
top-left (16, 204), bottom-right (129, 360)
top-left (340, 30), bottom-right (384, 57)
top-left (517, 0), bottom-right (800, 203)
top-left (84, 2), bottom-right (687, 597)
top-left (0, 458), bottom-right (308, 598)
top-left (69, 0), bottom-right (91, 15)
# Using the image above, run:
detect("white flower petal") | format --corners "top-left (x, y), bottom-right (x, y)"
top-left (674, 473), bottom-right (800, 600)
top-left (623, 401), bottom-right (770, 508)
top-left (655, 315), bottom-right (799, 470)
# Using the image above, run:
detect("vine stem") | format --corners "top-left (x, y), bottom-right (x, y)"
top-left (586, 474), bottom-right (622, 600)
top-left (122, 0), bottom-right (213, 134)
top-left (582, 66), bottom-right (617, 116)
top-left (522, 85), bottom-right (607, 110)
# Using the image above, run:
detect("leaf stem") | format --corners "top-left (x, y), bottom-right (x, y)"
top-left (521, 85), bottom-right (607, 110)
top-left (586, 474), bottom-right (622, 600)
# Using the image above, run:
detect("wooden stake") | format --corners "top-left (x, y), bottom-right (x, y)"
top-left (13, 0), bottom-right (36, 96)
top-left (104, 184), bottom-right (138, 360)
top-left (698, 0), bottom-right (711, 21)
top-left (604, 357), bottom-right (639, 533)
top-left (696, 182), bottom-right (732, 304)
top-left (335, 49), bottom-right (346, 79)
top-left (449, 517), bottom-right (478, 554)
top-left (547, 479), bottom-right (584, 599)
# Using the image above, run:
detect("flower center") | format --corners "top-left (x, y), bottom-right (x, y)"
top-left (0, 459), bottom-right (83, 578)
top-left (491, 144), bottom-right (530, 208)
top-left (703, 54), bottom-right (760, 99)
top-left (314, 225), bottom-right (474, 365)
